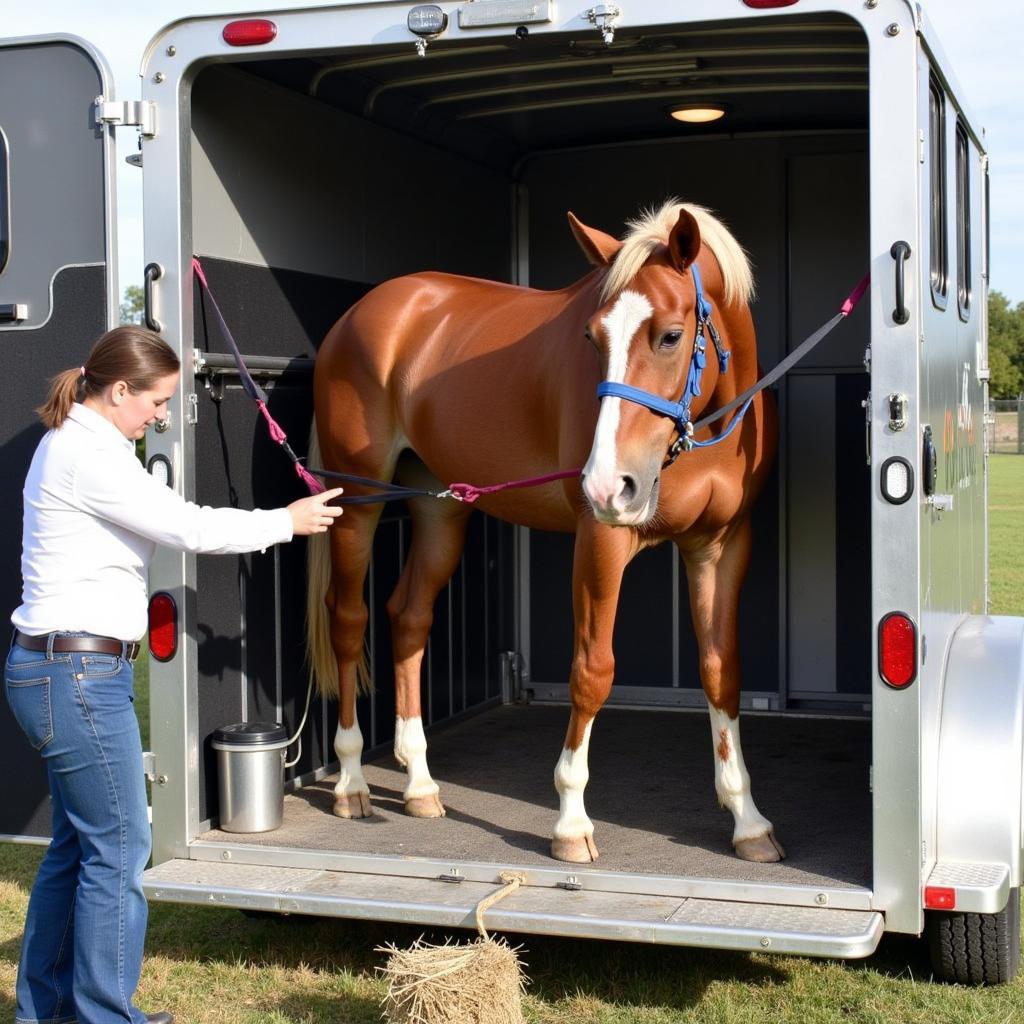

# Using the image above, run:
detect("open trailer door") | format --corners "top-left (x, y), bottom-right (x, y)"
top-left (0, 34), bottom-right (118, 841)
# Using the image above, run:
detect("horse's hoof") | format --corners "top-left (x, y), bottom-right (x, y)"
top-left (734, 831), bottom-right (786, 863)
top-left (550, 834), bottom-right (599, 863)
top-left (333, 791), bottom-right (373, 819)
top-left (405, 793), bottom-right (446, 818)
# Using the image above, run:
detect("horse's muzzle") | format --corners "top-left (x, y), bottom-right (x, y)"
top-left (583, 469), bottom-right (659, 526)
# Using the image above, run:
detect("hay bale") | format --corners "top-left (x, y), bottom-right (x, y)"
top-left (377, 935), bottom-right (527, 1024)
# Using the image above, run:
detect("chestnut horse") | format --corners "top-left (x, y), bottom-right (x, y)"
top-left (306, 199), bottom-right (782, 863)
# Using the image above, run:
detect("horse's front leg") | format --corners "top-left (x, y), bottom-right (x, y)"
top-left (678, 518), bottom-right (785, 862)
top-left (551, 519), bottom-right (634, 864)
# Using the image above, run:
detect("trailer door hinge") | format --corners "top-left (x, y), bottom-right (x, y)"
top-left (94, 97), bottom-right (157, 138)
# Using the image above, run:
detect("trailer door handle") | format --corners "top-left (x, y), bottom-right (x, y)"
top-left (144, 262), bottom-right (163, 333)
top-left (890, 241), bottom-right (910, 325)
top-left (0, 302), bottom-right (27, 323)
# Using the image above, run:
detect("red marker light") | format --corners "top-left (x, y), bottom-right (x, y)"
top-left (879, 612), bottom-right (917, 688)
top-left (149, 592), bottom-right (178, 662)
top-left (222, 20), bottom-right (278, 47)
top-left (924, 886), bottom-right (956, 910)
top-left (742, 1), bottom-right (799, 8)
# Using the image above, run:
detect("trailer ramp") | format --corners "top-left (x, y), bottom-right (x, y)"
top-left (144, 858), bottom-right (881, 959)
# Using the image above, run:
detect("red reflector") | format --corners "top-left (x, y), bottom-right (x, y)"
top-left (879, 612), bottom-right (917, 688)
top-left (742, 0), bottom-right (799, 7)
top-left (149, 592), bottom-right (178, 662)
top-left (222, 19), bottom-right (278, 46)
top-left (924, 886), bottom-right (956, 910)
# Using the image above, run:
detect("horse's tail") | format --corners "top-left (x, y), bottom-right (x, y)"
top-left (305, 425), bottom-right (373, 699)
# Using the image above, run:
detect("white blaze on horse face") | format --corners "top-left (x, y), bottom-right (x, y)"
top-left (706, 703), bottom-right (774, 844)
top-left (553, 720), bottom-right (594, 841)
top-left (583, 290), bottom-right (653, 511)
top-left (394, 716), bottom-right (440, 801)
top-left (334, 722), bottom-right (369, 800)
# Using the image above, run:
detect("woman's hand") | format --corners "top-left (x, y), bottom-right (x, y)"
top-left (287, 487), bottom-right (344, 535)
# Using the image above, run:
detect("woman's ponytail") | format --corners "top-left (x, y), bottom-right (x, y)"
top-left (36, 367), bottom-right (86, 430)
top-left (34, 325), bottom-right (180, 431)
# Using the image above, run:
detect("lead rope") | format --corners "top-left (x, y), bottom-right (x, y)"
top-left (192, 256), bottom-right (581, 504)
top-left (474, 871), bottom-right (527, 941)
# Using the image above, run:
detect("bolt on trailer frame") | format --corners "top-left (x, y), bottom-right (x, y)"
top-left (2, 0), bottom-right (1022, 981)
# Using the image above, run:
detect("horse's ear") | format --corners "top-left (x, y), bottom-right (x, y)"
top-left (567, 211), bottom-right (623, 267)
top-left (667, 208), bottom-right (702, 271)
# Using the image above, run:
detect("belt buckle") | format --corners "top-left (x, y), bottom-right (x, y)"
top-left (124, 642), bottom-right (140, 663)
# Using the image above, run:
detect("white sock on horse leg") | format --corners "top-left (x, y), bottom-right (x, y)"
top-left (394, 717), bottom-right (440, 800)
top-left (553, 720), bottom-right (595, 840)
top-left (706, 703), bottom-right (773, 843)
top-left (334, 722), bottom-right (369, 797)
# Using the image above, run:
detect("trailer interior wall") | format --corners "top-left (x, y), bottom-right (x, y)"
top-left (188, 64), bottom-right (518, 822)
top-left (182, 13), bottom-right (873, 878)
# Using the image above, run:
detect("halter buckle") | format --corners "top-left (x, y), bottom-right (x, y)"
top-left (663, 421), bottom-right (694, 468)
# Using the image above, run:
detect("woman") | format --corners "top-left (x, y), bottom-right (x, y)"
top-left (5, 325), bottom-right (342, 1024)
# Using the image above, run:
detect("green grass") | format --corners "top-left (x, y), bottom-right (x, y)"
top-left (4, 459), bottom-right (1024, 1022)
top-left (989, 456), bottom-right (1024, 617)
top-left (1, 837), bottom-right (1022, 1024)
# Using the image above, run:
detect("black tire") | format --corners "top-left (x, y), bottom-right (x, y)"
top-left (926, 887), bottom-right (1021, 985)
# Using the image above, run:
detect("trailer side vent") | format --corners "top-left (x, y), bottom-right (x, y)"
top-left (878, 612), bottom-right (917, 689)
top-left (149, 592), bottom-right (178, 662)
top-left (222, 20), bottom-right (278, 47)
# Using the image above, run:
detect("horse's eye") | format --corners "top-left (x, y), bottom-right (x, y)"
top-left (584, 326), bottom-right (596, 346)
top-left (660, 331), bottom-right (683, 350)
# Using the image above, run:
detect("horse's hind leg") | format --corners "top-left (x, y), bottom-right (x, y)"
top-left (386, 494), bottom-right (473, 818)
top-left (327, 501), bottom-right (385, 818)
top-left (677, 517), bottom-right (784, 862)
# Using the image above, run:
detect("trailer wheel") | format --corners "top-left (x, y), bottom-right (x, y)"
top-left (926, 888), bottom-right (1021, 985)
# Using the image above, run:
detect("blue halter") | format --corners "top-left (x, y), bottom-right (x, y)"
top-left (595, 263), bottom-right (740, 466)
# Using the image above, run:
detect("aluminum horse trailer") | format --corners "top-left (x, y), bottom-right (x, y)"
top-left (1, 0), bottom-right (1021, 984)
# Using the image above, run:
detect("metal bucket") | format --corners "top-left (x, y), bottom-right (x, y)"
top-left (211, 722), bottom-right (290, 833)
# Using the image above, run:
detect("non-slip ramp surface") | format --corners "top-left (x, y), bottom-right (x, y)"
top-left (200, 705), bottom-right (872, 889)
top-left (145, 858), bottom-right (884, 957)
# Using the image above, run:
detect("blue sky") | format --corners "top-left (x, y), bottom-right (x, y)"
top-left (6, 1), bottom-right (1023, 303)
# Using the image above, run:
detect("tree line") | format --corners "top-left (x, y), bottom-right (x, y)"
top-left (990, 291), bottom-right (1024, 399)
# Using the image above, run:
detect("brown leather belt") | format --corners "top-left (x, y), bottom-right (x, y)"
top-left (14, 630), bottom-right (141, 663)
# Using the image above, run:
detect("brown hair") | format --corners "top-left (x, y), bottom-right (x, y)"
top-left (37, 326), bottom-right (181, 430)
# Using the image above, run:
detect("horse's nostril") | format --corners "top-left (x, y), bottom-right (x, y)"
top-left (620, 475), bottom-right (637, 504)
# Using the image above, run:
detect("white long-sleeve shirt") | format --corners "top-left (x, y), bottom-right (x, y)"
top-left (12, 402), bottom-right (293, 641)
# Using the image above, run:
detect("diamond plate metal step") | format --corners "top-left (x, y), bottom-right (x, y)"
top-left (144, 858), bottom-right (883, 959)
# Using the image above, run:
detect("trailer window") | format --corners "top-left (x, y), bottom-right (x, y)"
top-left (928, 76), bottom-right (948, 310)
top-left (0, 126), bottom-right (8, 275)
top-left (955, 120), bottom-right (971, 320)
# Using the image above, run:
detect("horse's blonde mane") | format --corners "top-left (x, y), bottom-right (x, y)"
top-left (600, 199), bottom-right (754, 307)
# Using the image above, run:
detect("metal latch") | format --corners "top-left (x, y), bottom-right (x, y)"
top-left (927, 494), bottom-right (954, 514)
top-left (586, 3), bottom-right (620, 44)
top-left (142, 751), bottom-right (157, 782)
top-left (861, 392), bottom-right (872, 466)
top-left (94, 97), bottom-right (157, 138)
top-left (888, 392), bottom-right (908, 432)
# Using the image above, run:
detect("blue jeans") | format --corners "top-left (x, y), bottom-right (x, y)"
top-left (5, 638), bottom-right (150, 1024)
